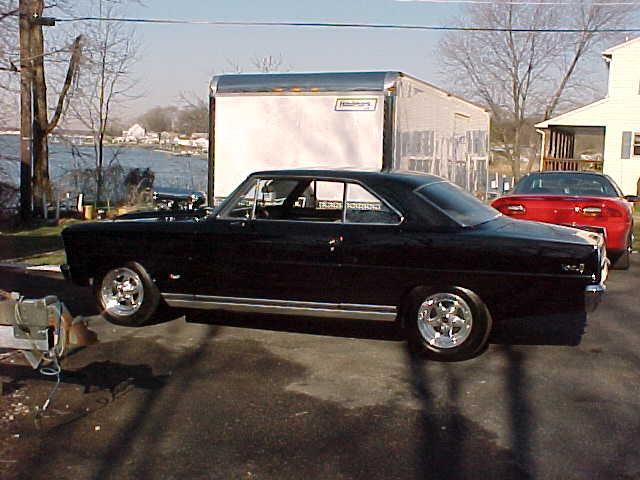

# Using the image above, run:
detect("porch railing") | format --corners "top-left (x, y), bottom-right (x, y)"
top-left (542, 157), bottom-right (603, 172)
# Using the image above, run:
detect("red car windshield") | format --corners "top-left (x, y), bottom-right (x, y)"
top-left (512, 173), bottom-right (620, 197)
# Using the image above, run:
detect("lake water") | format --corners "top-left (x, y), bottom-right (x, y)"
top-left (0, 134), bottom-right (208, 194)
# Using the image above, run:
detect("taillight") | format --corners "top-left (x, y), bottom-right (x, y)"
top-left (498, 204), bottom-right (526, 216)
top-left (581, 207), bottom-right (602, 217)
top-left (580, 205), bottom-right (624, 218)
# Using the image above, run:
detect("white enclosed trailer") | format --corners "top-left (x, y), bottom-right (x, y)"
top-left (208, 71), bottom-right (490, 203)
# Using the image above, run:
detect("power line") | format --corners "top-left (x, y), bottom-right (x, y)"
top-left (396, 0), bottom-right (640, 5)
top-left (50, 16), bottom-right (640, 33)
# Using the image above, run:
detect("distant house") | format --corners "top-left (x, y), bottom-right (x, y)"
top-left (536, 37), bottom-right (640, 195)
top-left (122, 123), bottom-right (146, 143)
top-left (192, 137), bottom-right (209, 151)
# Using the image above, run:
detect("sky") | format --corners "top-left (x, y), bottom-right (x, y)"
top-left (106, 0), bottom-right (464, 119)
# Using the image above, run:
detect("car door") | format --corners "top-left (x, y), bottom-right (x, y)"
top-left (192, 176), bottom-right (345, 303)
top-left (247, 177), bottom-right (346, 303)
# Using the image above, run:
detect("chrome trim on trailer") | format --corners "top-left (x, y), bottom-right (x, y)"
top-left (383, 72), bottom-right (401, 91)
top-left (208, 72), bottom-right (402, 95)
top-left (162, 293), bottom-right (398, 322)
top-left (209, 75), bottom-right (221, 95)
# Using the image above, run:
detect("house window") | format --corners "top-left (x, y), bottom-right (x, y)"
top-left (635, 133), bottom-right (640, 156)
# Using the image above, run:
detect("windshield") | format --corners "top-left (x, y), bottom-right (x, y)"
top-left (416, 181), bottom-right (499, 227)
top-left (513, 173), bottom-right (619, 197)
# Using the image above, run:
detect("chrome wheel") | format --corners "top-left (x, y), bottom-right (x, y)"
top-left (99, 267), bottom-right (145, 317)
top-left (417, 293), bottom-right (473, 349)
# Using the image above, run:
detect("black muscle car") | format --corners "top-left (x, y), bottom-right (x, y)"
top-left (62, 170), bottom-right (607, 360)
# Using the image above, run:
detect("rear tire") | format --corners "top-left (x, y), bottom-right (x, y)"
top-left (95, 262), bottom-right (160, 327)
top-left (405, 286), bottom-right (492, 361)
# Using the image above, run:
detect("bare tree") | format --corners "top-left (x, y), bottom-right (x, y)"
top-left (70, 0), bottom-right (139, 206)
top-left (0, 1), bottom-right (19, 99)
top-left (0, 0), bottom-right (82, 217)
top-left (224, 53), bottom-right (289, 74)
top-left (251, 54), bottom-right (288, 73)
top-left (138, 105), bottom-right (177, 135)
top-left (439, 1), bottom-right (635, 179)
top-left (30, 0), bottom-right (83, 209)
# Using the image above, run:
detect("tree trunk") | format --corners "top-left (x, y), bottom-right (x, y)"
top-left (19, 0), bottom-right (33, 222)
top-left (96, 135), bottom-right (104, 205)
top-left (30, 0), bottom-right (51, 214)
top-left (511, 125), bottom-right (522, 180)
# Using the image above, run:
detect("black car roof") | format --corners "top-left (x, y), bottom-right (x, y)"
top-left (249, 168), bottom-right (445, 189)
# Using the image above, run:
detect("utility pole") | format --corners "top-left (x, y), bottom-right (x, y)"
top-left (18, 0), bottom-right (33, 222)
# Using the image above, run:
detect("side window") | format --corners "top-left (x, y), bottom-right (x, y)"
top-left (254, 179), bottom-right (300, 219)
top-left (221, 178), bottom-right (258, 219)
top-left (286, 180), bottom-right (345, 222)
top-left (345, 183), bottom-right (400, 224)
top-left (256, 179), bottom-right (299, 206)
top-left (313, 181), bottom-right (344, 211)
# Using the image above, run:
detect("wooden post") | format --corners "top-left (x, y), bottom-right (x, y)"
top-left (19, 0), bottom-right (33, 222)
top-left (42, 191), bottom-right (47, 220)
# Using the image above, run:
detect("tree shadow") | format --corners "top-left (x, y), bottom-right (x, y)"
top-left (405, 347), bottom-right (533, 479)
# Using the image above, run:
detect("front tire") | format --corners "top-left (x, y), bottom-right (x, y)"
top-left (96, 262), bottom-right (160, 327)
top-left (406, 287), bottom-right (492, 361)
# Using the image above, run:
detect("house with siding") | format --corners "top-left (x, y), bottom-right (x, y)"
top-left (535, 37), bottom-right (640, 195)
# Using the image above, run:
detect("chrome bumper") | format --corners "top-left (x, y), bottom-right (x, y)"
top-left (585, 283), bottom-right (606, 313)
top-left (585, 253), bottom-right (608, 313)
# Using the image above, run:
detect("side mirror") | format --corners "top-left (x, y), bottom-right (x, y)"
top-left (623, 195), bottom-right (639, 202)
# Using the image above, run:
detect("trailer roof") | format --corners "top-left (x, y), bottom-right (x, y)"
top-left (210, 71), bottom-right (400, 94)
top-left (209, 71), bottom-right (490, 113)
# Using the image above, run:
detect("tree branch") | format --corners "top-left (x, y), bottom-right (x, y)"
top-left (46, 35), bottom-right (82, 134)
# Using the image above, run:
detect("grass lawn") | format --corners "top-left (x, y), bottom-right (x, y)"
top-left (18, 249), bottom-right (66, 266)
top-left (1, 219), bottom-right (81, 237)
top-left (0, 220), bottom-right (80, 263)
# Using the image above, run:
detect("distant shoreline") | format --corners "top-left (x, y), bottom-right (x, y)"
top-left (0, 133), bottom-right (207, 159)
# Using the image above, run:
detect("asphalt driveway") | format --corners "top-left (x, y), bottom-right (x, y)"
top-left (0, 256), bottom-right (639, 479)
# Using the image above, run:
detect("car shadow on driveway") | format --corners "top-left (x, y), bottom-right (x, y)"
top-left (489, 297), bottom-right (587, 347)
top-left (186, 309), bottom-right (404, 342)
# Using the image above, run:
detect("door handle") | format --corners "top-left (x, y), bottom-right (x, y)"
top-left (328, 236), bottom-right (344, 252)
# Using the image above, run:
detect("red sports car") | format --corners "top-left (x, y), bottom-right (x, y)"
top-left (492, 171), bottom-right (637, 269)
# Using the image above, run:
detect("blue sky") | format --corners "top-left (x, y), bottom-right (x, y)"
top-left (119, 0), bottom-right (461, 117)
